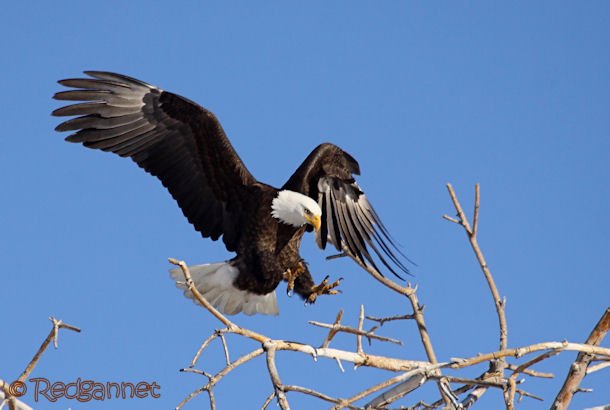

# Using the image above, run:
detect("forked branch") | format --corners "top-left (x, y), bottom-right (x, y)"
top-left (443, 183), bottom-right (508, 356)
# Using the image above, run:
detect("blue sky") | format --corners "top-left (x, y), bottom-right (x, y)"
top-left (2, 2), bottom-right (609, 409)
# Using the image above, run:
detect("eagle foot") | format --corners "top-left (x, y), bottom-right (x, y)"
top-left (306, 275), bottom-right (343, 304)
top-left (284, 261), bottom-right (307, 297)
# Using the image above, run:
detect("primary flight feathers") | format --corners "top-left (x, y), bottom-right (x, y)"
top-left (53, 71), bottom-right (409, 315)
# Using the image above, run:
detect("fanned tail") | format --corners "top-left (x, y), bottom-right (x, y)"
top-left (169, 262), bottom-right (279, 316)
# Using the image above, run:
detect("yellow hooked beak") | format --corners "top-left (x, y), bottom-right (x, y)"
top-left (305, 214), bottom-right (322, 231)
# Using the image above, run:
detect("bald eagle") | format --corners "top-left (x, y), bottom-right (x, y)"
top-left (53, 71), bottom-right (409, 316)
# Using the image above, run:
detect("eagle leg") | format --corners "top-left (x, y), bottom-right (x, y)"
top-left (283, 261), bottom-right (307, 297)
top-left (306, 275), bottom-right (344, 304)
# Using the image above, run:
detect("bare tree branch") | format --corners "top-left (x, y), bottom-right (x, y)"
top-left (444, 183), bottom-right (508, 357)
top-left (264, 341), bottom-right (290, 409)
top-left (472, 183), bottom-right (480, 237)
top-left (462, 386), bottom-right (488, 409)
top-left (176, 348), bottom-right (265, 410)
top-left (170, 258), bottom-right (441, 409)
top-left (366, 313), bottom-right (416, 327)
top-left (552, 308), bottom-right (610, 409)
top-left (190, 331), bottom-right (223, 368)
top-left (363, 365), bottom-right (445, 409)
top-left (18, 317), bottom-right (80, 383)
top-left (506, 350), bottom-right (561, 409)
top-left (587, 361), bottom-right (610, 375)
top-left (321, 309), bottom-right (344, 348)
top-left (443, 183), bottom-right (508, 407)
top-left (506, 363), bottom-right (554, 379)
top-left (309, 318), bottom-right (402, 346)
top-left (329, 246), bottom-right (454, 407)
top-left (168, 184), bottom-right (609, 409)
top-left (357, 305), bottom-right (364, 355)
top-left (261, 391), bottom-right (275, 410)
top-left (219, 333), bottom-right (231, 366)
top-left (169, 256), bottom-right (610, 410)
top-left (451, 342), bottom-right (610, 369)
top-left (284, 385), bottom-right (359, 409)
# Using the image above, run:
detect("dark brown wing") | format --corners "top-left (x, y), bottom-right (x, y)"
top-left (283, 143), bottom-right (411, 278)
top-left (53, 71), bottom-right (259, 251)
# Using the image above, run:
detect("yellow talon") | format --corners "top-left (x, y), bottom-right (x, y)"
top-left (306, 275), bottom-right (343, 304)
top-left (283, 262), bottom-right (306, 296)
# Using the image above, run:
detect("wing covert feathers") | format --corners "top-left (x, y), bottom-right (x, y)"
top-left (53, 71), bottom-right (258, 252)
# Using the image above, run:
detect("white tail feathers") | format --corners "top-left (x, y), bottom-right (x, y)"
top-left (169, 262), bottom-right (279, 316)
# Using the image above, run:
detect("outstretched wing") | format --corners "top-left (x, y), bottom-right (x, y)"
top-left (283, 143), bottom-right (411, 278)
top-left (53, 71), bottom-right (258, 252)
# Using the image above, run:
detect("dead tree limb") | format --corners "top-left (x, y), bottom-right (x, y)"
top-left (443, 183), bottom-right (508, 407)
top-left (443, 183), bottom-right (508, 357)
top-left (17, 317), bottom-right (81, 383)
top-left (169, 183), bottom-right (609, 409)
top-left (552, 308), bottom-right (610, 409)
top-left (451, 342), bottom-right (610, 369)
top-left (328, 246), bottom-right (452, 407)
top-left (169, 258), bottom-right (440, 409)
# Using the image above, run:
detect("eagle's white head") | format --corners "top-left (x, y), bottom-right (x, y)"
top-left (271, 190), bottom-right (322, 231)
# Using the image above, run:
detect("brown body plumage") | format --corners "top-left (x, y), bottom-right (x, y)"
top-left (53, 71), bottom-right (408, 315)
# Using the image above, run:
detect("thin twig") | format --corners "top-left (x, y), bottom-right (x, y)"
top-left (472, 184), bottom-right (480, 237)
top-left (366, 313), bottom-right (417, 326)
top-left (511, 349), bottom-right (560, 378)
top-left (331, 357), bottom-right (343, 372)
top-left (517, 389), bottom-right (544, 402)
top-left (326, 249), bottom-right (413, 296)
top-left (180, 368), bottom-right (213, 379)
top-left (261, 392), bottom-right (275, 410)
top-left (442, 215), bottom-right (461, 225)
top-left (190, 332), bottom-right (221, 368)
top-left (430, 375), bottom-right (507, 389)
top-left (506, 350), bottom-right (559, 409)
top-left (309, 321), bottom-right (402, 346)
top-left (366, 313), bottom-right (417, 336)
top-left (219, 333), bottom-right (231, 365)
top-left (357, 305), bottom-right (364, 355)
top-left (283, 385), bottom-right (358, 409)
top-left (176, 348), bottom-right (264, 410)
top-left (587, 361), bottom-right (610, 375)
top-left (321, 310), bottom-right (344, 348)
top-left (506, 363), bottom-right (554, 379)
